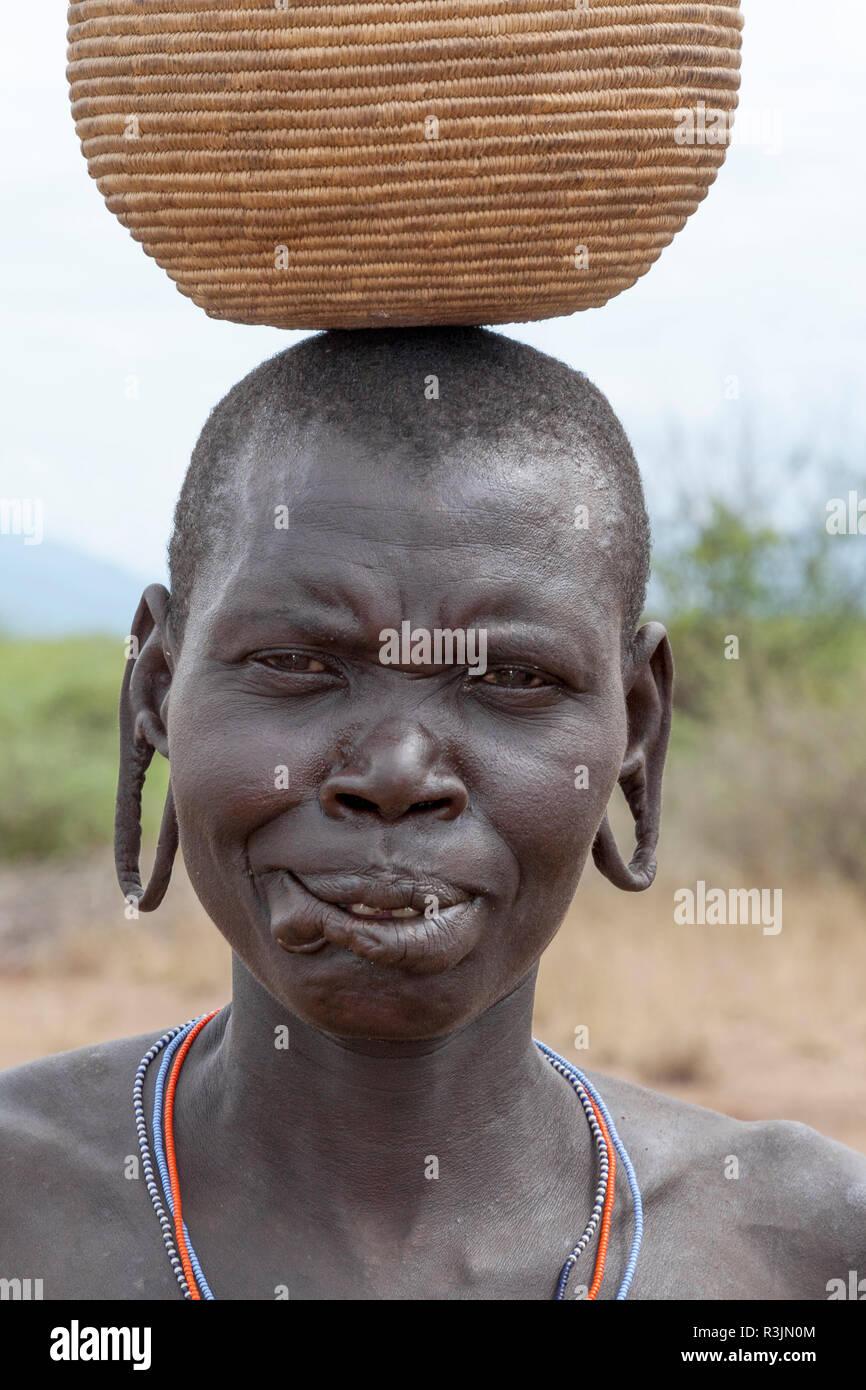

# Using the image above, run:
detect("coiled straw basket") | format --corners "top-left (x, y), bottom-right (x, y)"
top-left (67, 1), bottom-right (743, 329)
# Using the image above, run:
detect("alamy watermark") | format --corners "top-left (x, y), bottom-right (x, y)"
top-left (379, 622), bottom-right (487, 676)
top-left (49, 1321), bottom-right (151, 1370)
top-left (0, 1276), bottom-right (43, 1299)
top-left (674, 101), bottom-right (783, 156)
top-left (0, 497), bottom-right (43, 545)
top-left (674, 881), bottom-right (782, 936)
top-left (826, 492), bottom-right (866, 535)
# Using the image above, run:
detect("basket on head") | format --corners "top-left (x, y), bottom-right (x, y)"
top-left (67, 1), bottom-right (743, 330)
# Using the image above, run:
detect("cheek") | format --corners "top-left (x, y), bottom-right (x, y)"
top-left (467, 696), bottom-right (627, 879)
top-left (167, 673), bottom-right (339, 821)
top-left (170, 722), bottom-right (282, 842)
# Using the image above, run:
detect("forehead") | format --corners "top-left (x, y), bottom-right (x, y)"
top-left (190, 419), bottom-right (625, 647)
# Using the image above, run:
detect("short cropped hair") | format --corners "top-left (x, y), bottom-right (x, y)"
top-left (167, 326), bottom-right (651, 644)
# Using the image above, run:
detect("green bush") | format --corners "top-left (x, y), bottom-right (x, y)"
top-left (0, 638), bottom-right (169, 859)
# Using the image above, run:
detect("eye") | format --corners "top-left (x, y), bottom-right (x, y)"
top-left (478, 666), bottom-right (550, 689)
top-left (253, 652), bottom-right (330, 674)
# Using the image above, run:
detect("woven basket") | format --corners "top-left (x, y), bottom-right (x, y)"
top-left (67, 1), bottom-right (743, 330)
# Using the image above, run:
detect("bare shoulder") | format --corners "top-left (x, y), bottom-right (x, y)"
top-left (0, 1033), bottom-right (165, 1268)
top-left (583, 1067), bottom-right (866, 1299)
top-left (0, 1031), bottom-right (160, 1134)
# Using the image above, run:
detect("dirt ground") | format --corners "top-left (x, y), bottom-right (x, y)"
top-left (1, 847), bottom-right (864, 1154)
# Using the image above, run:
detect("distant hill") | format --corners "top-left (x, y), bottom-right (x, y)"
top-left (0, 539), bottom-right (152, 638)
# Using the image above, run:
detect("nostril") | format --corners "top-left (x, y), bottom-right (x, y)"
top-left (334, 792), bottom-right (453, 818)
top-left (335, 793), bottom-right (379, 814)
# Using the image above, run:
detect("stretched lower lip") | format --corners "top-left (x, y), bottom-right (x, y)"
top-left (264, 872), bottom-right (485, 974)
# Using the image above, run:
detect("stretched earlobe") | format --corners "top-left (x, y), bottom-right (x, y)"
top-left (592, 809), bottom-right (657, 894)
top-left (115, 584), bottom-right (179, 912)
top-left (592, 622), bottom-right (673, 893)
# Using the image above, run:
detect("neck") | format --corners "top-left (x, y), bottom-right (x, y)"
top-left (181, 957), bottom-right (591, 1236)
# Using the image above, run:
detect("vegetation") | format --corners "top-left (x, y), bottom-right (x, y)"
top-left (0, 638), bottom-right (168, 859)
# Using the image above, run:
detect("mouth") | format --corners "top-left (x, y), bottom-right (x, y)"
top-left (342, 903), bottom-right (424, 919)
top-left (261, 869), bottom-right (485, 974)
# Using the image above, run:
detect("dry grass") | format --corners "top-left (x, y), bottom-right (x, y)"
top-left (537, 866), bottom-right (866, 1152)
top-left (1, 845), bottom-right (864, 1154)
top-left (0, 851), bottom-right (231, 1066)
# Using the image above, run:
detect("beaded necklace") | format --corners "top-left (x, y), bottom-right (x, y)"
top-left (134, 1012), bottom-right (643, 1301)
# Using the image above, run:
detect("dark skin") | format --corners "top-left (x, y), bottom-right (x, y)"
top-left (1, 425), bottom-right (864, 1300)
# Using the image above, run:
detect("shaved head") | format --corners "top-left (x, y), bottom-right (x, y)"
top-left (167, 326), bottom-right (651, 645)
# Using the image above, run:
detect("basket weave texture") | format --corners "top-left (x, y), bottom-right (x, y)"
top-left (67, 1), bottom-right (743, 329)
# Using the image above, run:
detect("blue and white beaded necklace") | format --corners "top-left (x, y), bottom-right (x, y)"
top-left (135, 1013), bottom-right (643, 1301)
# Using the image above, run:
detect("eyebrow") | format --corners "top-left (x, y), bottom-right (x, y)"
top-left (213, 608), bottom-right (609, 680)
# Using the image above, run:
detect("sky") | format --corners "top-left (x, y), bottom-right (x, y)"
top-left (2, 0), bottom-right (865, 582)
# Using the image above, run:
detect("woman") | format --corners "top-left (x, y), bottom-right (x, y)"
top-left (1, 328), bottom-right (861, 1299)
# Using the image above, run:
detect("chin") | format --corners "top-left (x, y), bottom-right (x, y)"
top-left (265, 945), bottom-right (497, 1043)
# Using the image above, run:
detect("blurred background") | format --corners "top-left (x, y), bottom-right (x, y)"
top-left (1, 3), bottom-right (864, 1149)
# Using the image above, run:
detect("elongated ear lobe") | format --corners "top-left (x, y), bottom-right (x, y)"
top-left (115, 583), bottom-right (178, 912)
top-left (592, 621), bottom-right (674, 892)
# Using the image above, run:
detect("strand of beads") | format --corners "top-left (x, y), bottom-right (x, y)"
top-left (135, 1019), bottom-right (643, 1300)
top-left (535, 1044), bottom-right (612, 1299)
top-left (151, 1014), bottom-right (219, 1300)
top-left (133, 1021), bottom-right (200, 1299)
top-left (534, 1040), bottom-right (644, 1300)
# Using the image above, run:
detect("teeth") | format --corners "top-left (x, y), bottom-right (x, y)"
top-left (345, 903), bottom-right (420, 919)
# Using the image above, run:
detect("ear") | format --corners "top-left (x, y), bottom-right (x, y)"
top-left (114, 584), bottom-right (179, 911)
top-left (592, 621), bottom-right (674, 892)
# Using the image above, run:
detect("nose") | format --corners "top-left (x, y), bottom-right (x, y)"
top-left (320, 720), bottom-right (469, 823)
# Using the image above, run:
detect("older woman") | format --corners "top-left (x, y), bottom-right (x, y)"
top-left (1, 327), bottom-right (862, 1300)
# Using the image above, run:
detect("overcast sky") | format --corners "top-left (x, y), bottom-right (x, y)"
top-left (2, 0), bottom-right (864, 578)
